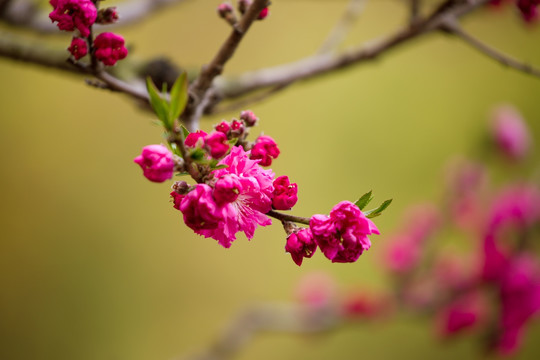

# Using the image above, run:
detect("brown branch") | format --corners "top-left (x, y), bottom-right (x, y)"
top-left (181, 0), bottom-right (270, 130)
top-left (409, 0), bottom-right (421, 24)
top-left (0, 0), bottom-right (189, 33)
top-left (266, 210), bottom-right (311, 226)
top-left (214, 0), bottom-right (491, 100)
top-left (447, 22), bottom-right (540, 79)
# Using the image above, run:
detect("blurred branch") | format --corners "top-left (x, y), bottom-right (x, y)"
top-left (213, 0), bottom-right (367, 114)
top-left (409, 0), bottom-right (421, 24)
top-left (213, 0), bottom-right (491, 101)
top-left (180, 303), bottom-right (340, 360)
top-left (0, 0), bottom-right (189, 33)
top-left (181, 0), bottom-right (270, 130)
top-left (447, 22), bottom-right (540, 79)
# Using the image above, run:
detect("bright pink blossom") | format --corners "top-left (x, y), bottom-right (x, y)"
top-left (258, 7), bottom-right (269, 19)
top-left (49, 0), bottom-right (97, 37)
top-left (193, 146), bottom-right (274, 248)
top-left (134, 144), bottom-right (175, 183)
top-left (215, 121), bottom-right (230, 134)
top-left (272, 176), bottom-right (298, 210)
top-left (205, 131), bottom-right (230, 159)
top-left (68, 37), bottom-right (87, 60)
top-left (250, 135), bottom-right (280, 166)
top-left (185, 130), bottom-right (207, 148)
top-left (285, 228), bottom-right (316, 266)
top-left (491, 106), bottom-right (531, 160)
top-left (94, 32), bottom-right (128, 66)
top-left (213, 174), bottom-right (242, 205)
top-left (310, 201), bottom-right (379, 263)
top-left (170, 191), bottom-right (184, 210)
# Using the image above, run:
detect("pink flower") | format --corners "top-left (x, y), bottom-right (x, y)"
top-left (230, 120), bottom-right (245, 136)
top-left (517, 0), bottom-right (540, 22)
top-left (240, 110), bottom-right (258, 127)
top-left (250, 135), bottom-right (280, 166)
top-left (170, 191), bottom-right (184, 210)
top-left (272, 176), bottom-right (298, 210)
top-left (491, 106), bottom-right (531, 160)
top-left (217, 2), bottom-right (234, 17)
top-left (94, 32), bottom-right (128, 66)
top-left (310, 201), bottom-right (380, 263)
top-left (134, 144), bottom-right (175, 183)
top-left (285, 228), bottom-right (316, 266)
top-left (49, 0), bottom-right (97, 37)
top-left (215, 121), bottom-right (230, 134)
top-left (438, 292), bottom-right (485, 336)
top-left (68, 37), bottom-right (87, 60)
top-left (258, 7), bottom-right (269, 20)
top-left (213, 174), bottom-right (242, 205)
top-left (194, 146), bottom-right (274, 248)
top-left (383, 235), bottom-right (421, 274)
top-left (185, 130), bottom-right (207, 148)
top-left (205, 131), bottom-right (230, 159)
top-left (180, 184), bottom-right (230, 232)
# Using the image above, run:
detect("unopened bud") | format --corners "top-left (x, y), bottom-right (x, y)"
top-left (96, 7), bottom-right (119, 25)
top-left (240, 110), bottom-right (258, 127)
top-left (172, 181), bottom-right (190, 195)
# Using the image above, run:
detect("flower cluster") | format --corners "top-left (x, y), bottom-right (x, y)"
top-left (134, 110), bottom-right (384, 266)
top-left (49, 0), bottom-right (128, 66)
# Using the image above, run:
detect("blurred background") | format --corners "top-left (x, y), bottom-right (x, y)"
top-left (1, 0), bottom-right (540, 359)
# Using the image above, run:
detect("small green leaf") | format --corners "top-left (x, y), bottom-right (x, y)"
top-left (189, 148), bottom-right (206, 161)
top-left (175, 172), bottom-right (190, 177)
top-left (212, 164), bottom-right (228, 170)
top-left (365, 199), bottom-right (393, 219)
top-left (354, 191), bottom-right (373, 210)
top-left (180, 124), bottom-right (191, 139)
top-left (169, 72), bottom-right (188, 122)
top-left (146, 77), bottom-right (171, 129)
top-left (170, 142), bottom-right (182, 157)
top-left (228, 138), bottom-right (238, 146)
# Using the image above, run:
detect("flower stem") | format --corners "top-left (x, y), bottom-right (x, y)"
top-left (266, 210), bottom-right (310, 226)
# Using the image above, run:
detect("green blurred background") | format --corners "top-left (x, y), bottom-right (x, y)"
top-left (1, 1), bottom-right (540, 359)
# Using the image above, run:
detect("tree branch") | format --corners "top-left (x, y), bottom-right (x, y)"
top-left (214, 0), bottom-right (491, 100)
top-left (181, 0), bottom-right (270, 130)
top-left (447, 22), bottom-right (540, 79)
top-left (179, 303), bottom-right (340, 360)
top-left (267, 210), bottom-right (311, 226)
top-left (0, 0), bottom-right (189, 33)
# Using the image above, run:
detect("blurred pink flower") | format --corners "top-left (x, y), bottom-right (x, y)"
top-left (491, 105), bottom-right (531, 160)
top-left (49, 0), bottom-right (97, 37)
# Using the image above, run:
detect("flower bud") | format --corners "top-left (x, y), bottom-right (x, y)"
top-left (96, 7), bottom-right (119, 24)
top-left (68, 37), bottom-right (88, 60)
top-left (240, 110), bottom-right (258, 127)
top-left (285, 228), bottom-right (316, 266)
top-left (491, 105), bottom-right (531, 161)
top-left (94, 32), bottom-right (128, 66)
top-left (205, 131), bottom-right (230, 159)
top-left (134, 144), bottom-right (175, 183)
top-left (250, 135), bottom-right (280, 166)
top-left (230, 119), bottom-right (245, 137)
top-left (272, 176), bottom-right (298, 210)
top-left (257, 7), bottom-right (269, 20)
top-left (215, 121), bottom-right (231, 135)
top-left (184, 130), bottom-right (207, 148)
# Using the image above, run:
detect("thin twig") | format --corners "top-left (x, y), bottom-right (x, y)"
top-left (409, 0), bottom-right (421, 24)
top-left (447, 22), bottom-right (540, 79)
top-left (181, 0), bottom-right (270, 129)
top-left (0, 0), bottom-right (189, 33)
top-left (266, 210), bottom-right (311, 226)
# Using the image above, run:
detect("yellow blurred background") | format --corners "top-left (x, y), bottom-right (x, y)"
top-left (1, 1), bottom-right (540, 359)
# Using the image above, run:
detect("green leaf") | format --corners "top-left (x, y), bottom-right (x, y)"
top-left (180, 124), bottom-right (191, 140)
top-left (169, 72), bottom-right (188, 122)
top-left (354, 191), bottom-right (373, 211)
top-left (170, 142), bottom-right (182, 157)
top-left (175, 172), bottom-right (190, 177)
top-left (146, 77), bottom-right (171, 129)
top-left (189, 148), bottom-right (206, 161)
top-left (212, 164), bottom-right (228, 170)
top-left (228, 138), bottom-right (238, 146)
top-left (365, 199), bottom-right (393, 219)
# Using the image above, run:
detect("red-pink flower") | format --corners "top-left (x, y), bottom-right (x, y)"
top-left (491, 106), bottom-right (531, 160)
top-left (285, 228), bottom-right (316, 266)
top-left (94, 32), bottom-right (128, 66)
top-left (438, 291), bottom-right (485, 336)
top-left (215, 121), bottom-right (230, 134)
top-left (185, 130), bottom-right (207, 148)
top-left (170, 191), bottom-right (184, 210)
top-left (258, 7), bottom-right (269, 20)
top-left (205, 131), bottom-right (230, 159)
top-left (250, 135), bottom-right (280, 166)
top-left (272, 176), bottom-right (298, 210)
top-left (383, 235), bottom-right (421, 274)
top-left (49, 0), bottom-right (97, 37)
top-left (193, 146), bottom-right (274, 248)
top-left (310, 201), bottom-right (379, 263)
top-left (68, 37), bottom-right (88, 60)
top-left (230, 120), bottom-right (245, 136)
top-left (179, 184), bottom-right (229, 232)
top-left (133, 144), bottom-right (175, 183)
